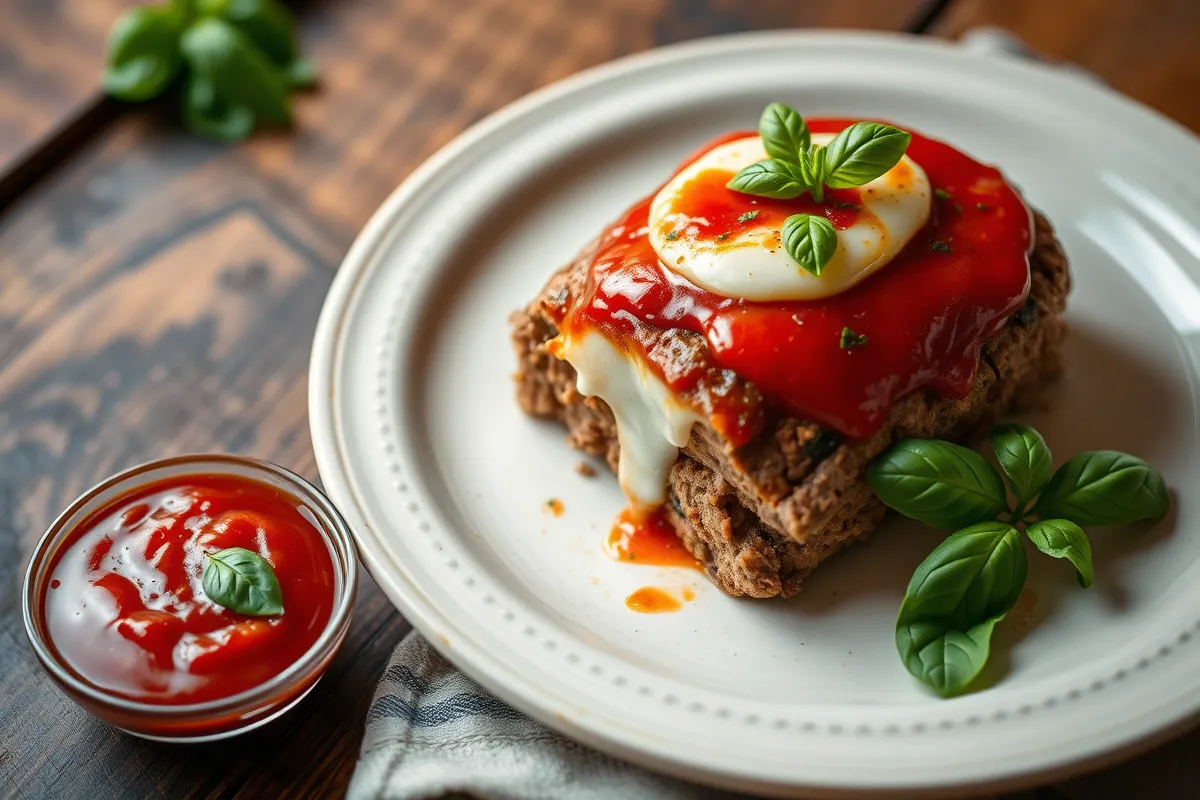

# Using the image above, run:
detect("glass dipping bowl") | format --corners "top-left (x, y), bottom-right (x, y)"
top-left (22, 455), bottom-right (359, 742)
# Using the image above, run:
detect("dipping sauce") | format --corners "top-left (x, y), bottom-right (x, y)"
top-left (41, 473), bottom-right (335, 705)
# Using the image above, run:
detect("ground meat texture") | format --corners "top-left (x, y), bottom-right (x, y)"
top-left (510, 211), bottom-right (1070, 598)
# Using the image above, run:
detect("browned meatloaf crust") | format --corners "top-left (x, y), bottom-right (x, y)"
top-left (511, 212), bottom-right (1070, 599)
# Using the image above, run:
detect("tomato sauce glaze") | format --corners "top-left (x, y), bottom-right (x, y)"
top-left (554, 120), bottom-right (1032, 442)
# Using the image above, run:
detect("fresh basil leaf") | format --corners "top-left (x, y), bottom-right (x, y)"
top-left (183, 74), bottom-right (255, 141)
top-left (1026, 519), bottom-right (1094, 588)
top-left (202, 547), bottom-right (284, 615)
top-left (1034, 450), bottom-right (1169, 525)
top-left (758, 102), bottom-right (810, 164)
top-left (103, 6), bottom-right (184, 102)
top-left (198, 0), bottom-right (299, 67)
top-left (726, 159), bottom-right (807, 200)
top-left (897, 521), bottom-right (1026, 697)
top-left (172, 0), bottom-right (199, 22)
top-left (822, 122), bottom-right (912, 189)
top-left (868, 439), bottom-right (1009, 530)
top-left (781, 214), bottom-right (837, 277)
top-left (181, 18), bottom-right (291, 126)
top-left (802, 147), bottom-right (827, 202)
top-left (989, 423), bottom-right (1053, 505)
top-left (788, 148), bottom-right (816, 195)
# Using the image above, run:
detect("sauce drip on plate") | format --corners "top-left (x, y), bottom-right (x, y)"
top-left (606, 507), bottom-right (700, 569)
top-left (554, 120), bottom-right (1032, 442)
top-left (625, 587), bottom-right (684, 613)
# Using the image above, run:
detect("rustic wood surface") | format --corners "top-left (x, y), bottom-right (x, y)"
top-left (0, 1), bottom-right (1196, 798)
top-left (0, 0), bottom-right (143, 205)
top-left (935, 0), bottom-right (1200, 133)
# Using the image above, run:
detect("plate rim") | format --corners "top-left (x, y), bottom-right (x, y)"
top-left (310, 30), bottom-right (1200, 797)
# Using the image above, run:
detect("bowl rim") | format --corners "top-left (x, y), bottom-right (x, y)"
top-left (22, 453), bottom-right (359, 721)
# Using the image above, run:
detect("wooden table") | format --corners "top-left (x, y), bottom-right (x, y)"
top-left (2, 1), bottom-right (1198, 797)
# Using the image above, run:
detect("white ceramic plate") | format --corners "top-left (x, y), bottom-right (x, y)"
top-left (310, 32), bottom-right (1200, 797)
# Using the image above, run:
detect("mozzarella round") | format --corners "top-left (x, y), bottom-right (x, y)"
top-left (648, 134), bottom-right (931, 301)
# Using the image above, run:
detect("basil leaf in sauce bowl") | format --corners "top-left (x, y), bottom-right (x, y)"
top-left (990, 423), bottom-right (1053, 506)
top-left (1034, 450), bottom-right (1169, 525)
top-left (203, 547), bottom-right (285, 616)
top-left (896, 521), bottom-right (1027, 697)
top-left (867, 439), bottom-right (1009, 530)
top-left (1026, 519), bottom-right (1094, 588)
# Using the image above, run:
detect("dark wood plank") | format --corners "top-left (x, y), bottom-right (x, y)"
top-left (0, 1), bottom-right (139, 178)
top-left (0, 1), bottom-right (937, 797)
top-left (248, 0), bottom-right (939, 242)
top-left (935, 0), bottom-right (1200, 132)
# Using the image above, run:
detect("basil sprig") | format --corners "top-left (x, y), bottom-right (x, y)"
top-left (202, 547), bottom-right (285, 616)
top-left (104, 0), bottom-right (315, 141)
top-left (1026, 519), bottom-right (1093, 588)
top-left (896, 521), bottom-right (1026, 697)
top-left (866, 439), bottom-right (1007, 530)
top-left (868, 423), bottom-right (1168, 697)
top-left (990, 424), bottom-right (1053, 507)
top-left (1034, 451), bottom-right (1169, 525)
top-left (726, 103), bottom-right (912, 276)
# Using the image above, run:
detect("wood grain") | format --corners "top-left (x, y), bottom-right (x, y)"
top-left (0, 1), bottom-right (140, 183)
top-left (0, 1), bottom-right (936, 797)
top-left (935, 0), bottom-right (1200, 132)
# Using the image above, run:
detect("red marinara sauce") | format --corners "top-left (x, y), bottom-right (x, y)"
top-left (606, 507), bottom-right (700, 570)
top-left (554, 119), bottom-right (1033, 442)
top-left (41, 473), bottom-right (335, 705)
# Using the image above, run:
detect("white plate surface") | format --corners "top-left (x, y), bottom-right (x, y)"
top-left (310, 32), bottom-right (1200, 797)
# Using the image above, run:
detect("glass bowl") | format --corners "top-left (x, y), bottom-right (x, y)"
top-left (22, 454), bottom-right (359, 742)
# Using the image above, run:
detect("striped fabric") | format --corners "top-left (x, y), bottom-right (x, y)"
top-left (348, 633), bottom-right (742, 799)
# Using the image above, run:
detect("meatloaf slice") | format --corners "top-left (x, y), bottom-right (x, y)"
top-left (511, 212), bottom-right (1069, 598)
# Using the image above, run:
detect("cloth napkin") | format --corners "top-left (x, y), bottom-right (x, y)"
top-left (348, 30), bottom-right (1065, 800)
top-left (347, 632), bottom-right (742, 800)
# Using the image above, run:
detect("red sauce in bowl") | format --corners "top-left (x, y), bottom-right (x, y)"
top-left (41, 473), bottom-right (335, 706)
top-left (554, 119), bottom-right (1033, 442)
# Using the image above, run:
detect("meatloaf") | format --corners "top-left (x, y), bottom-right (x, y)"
top-left (511, 212), bottom-right (1069, 599)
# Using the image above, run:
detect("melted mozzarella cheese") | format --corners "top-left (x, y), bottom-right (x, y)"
top-left (552, 330), bottom-right (703, 511)
top-left (648, 134), bottom-right (931, 301)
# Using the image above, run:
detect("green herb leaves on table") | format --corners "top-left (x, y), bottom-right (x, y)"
top-left (103, 6), bottom-right (186, 102)
top-left (202, 547), bottom-right (285, 616)
top-left (104, 0), bottom-right (316, 141)
top-left (868, 423), bottom-right (1168, 697)
top-left (726, 103), bottom-right (912, 276)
